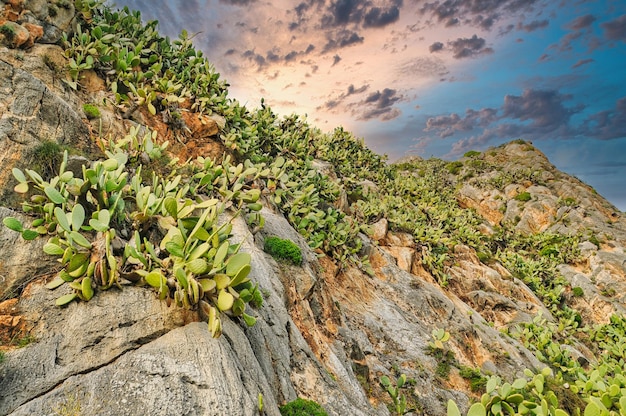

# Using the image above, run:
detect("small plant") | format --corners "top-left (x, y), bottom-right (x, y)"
top-left (28, 140), bottom-right (64, 179)
top-left (279, 398), bottom-right (328, 416)
top-left (0, 23), bottom-right (16, 41)
top-left (264, 236), bottom-right (303, 265)
top-left (571, 286), bottom-right (584, 297)
top-left (514, 191), bottom-right (531, 202)
top-left (380, 373), bottom-right (415, 415)
top-left (82, 103), bottom-right (101, 119)
top-left (459, 366), bottom-right (487, 392)
top-left (0, 350), bottom-right (5, 364)
top-left (446, 161), bottom-right (464, 175)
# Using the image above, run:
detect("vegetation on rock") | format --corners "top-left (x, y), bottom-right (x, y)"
top-left (279, 398), bottom-right (328, 416)
top-left (264, 236), bottom-right (303, 265)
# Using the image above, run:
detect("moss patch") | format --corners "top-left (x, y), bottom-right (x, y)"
top-left (264, 236), bottom-right (303, 265)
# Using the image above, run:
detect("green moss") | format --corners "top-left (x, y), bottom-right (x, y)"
top-left (572, 287), bottom-right (584, 297)
top-left (514, 192), bottom-right (531, 202)
top-left (82, 104), bottom-right (101, 120)
top-left (279, 398), bottom-right (328, 416)
top-left (264, 236), bottom-right (303, 265)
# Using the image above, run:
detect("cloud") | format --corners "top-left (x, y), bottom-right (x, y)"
top-left (242, 49), bottom-right (267, 68)
top-left (322, 29), bottom-right (364, 52)
top-left (354, 88), bottom-right (404, 120)
top-left (449, 35), bottom-right (494, 59)
top-left (517, 19), bottom-right (549, 32)
top-left (425, 108), bottom-right (498, 138)
top-left (219, 0), bottom-right (257, 4)
top-left (602, 14), bottom-right (626, 41)
top-left (583, 97), bottom-right (626, 140)
top-left (332, 54), bottom-right (342, 66)
top-left (567, 14), bottom-right (596, 30)
top-left (418, 0), bottom-right (540, 30)
top-left (319, 0), bottom-right (404, 29)
top-left (364, 6), bottom-right (401, 28)
top-left (318, 83), bottom-right (370, 111)
top-left (422, 88), bottom-right (588, 157)
top-left (429, 41), bottom-right (444, 52)
top-left (571, 58), bottom-right (594, 69)
top-left (502, 89), bottom-right (583, 129)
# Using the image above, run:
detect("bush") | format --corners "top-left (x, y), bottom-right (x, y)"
top-left (446, 161), bottom-right (463, 175)
top-left (279, 398), bottom-right (328, 416)
top-left (463, 150), bottom-right (481, 158)
top-left (572, 287), bottom-right (584, 297)
top-left (264, 236), bottom-right (303, 265)
top-left (514, 192), bottom-right (531, 202)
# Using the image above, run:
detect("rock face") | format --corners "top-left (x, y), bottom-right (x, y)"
top-left (2, 3), bottom-right (626, 416)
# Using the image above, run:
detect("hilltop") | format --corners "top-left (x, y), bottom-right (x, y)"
top-left (1, 2), bottom-right (626, 415)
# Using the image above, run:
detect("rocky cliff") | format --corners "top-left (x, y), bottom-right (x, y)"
top-left (1, 2), bottom-right (625, 416)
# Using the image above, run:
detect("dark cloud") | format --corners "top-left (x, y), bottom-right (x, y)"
top-left (364, 6), bottom-right (401, 27)
top-left (425, 108), bottom-right (498, 138)
top-left (318, 83), bottom-right (370, 111)
top-left (332, 54), bottom-right (342, 66)
top-left (424, 88), bottom-right (588, 155)
top-left (502, 89), bottom-right (583, 129)
top-left (318, 0), bottom-right (403, 30)
top-left (320, 0), bottom-right (362, 27)
top-left (419, 0), bottom-right (540, 30)
top-left (357, 88), bottom-right (403, 120)
top-left (572, 58), bottom-right (594, 69)
top-left (445, 17), bottom-right (460, 27)
top-left (583, 97), bottom-right (626, 140)
top-left (429, 41), bottom-right (444, 52)
top-left (242, 49), bottom-right (266, 68)
top-left (219, 0), bottom-right (257, 5)
top-left (285, 51), bottom-right (299, 61)
top-left (517, 19), bottom-right (549, 32)
top-left (567, 14), bottom-right (596, 30)
top-left (602, 14), bottom-right (626, 41)
top-left (266, 50), bottom-right (281, 62)
top-left (322, 30), bottom-right (364, 52)
top-left (552, 30), bottom-right (585, 52)
top-left (449, 35), bottom-right (493, 59)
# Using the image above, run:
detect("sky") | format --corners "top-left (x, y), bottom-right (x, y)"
top-left (109, 0), bottom-right (626, 211)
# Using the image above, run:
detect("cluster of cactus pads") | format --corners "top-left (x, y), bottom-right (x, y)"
top-left (4, 129), bottom-right (263, 337)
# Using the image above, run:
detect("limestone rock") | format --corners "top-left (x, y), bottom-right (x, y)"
top-left (0, 207), bottom-right (57, 300)
top-left (369, 217), bottom-right (388, 241)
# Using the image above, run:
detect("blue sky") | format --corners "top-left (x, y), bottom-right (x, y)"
top-left (110, 0), bottom-right (626, 210)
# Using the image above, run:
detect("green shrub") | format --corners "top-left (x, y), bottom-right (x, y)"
top-left (28, 140), bottom-right (64, 179)
top-left (264, 236), bottom-right (303, 265)
top-left (463, 150), bottom-right (481, 158)
top-left (279, 398), bottom-right (328, 416)
top-left (572, 287), bottom-right (584, 297)
top-left (0, 24), bottom-right (16, 40)
top-left (0, 350), bottom-right (5, 364)
top-left (589, 234), bottom-right (601, 247)
top-left (458, 366), bottom-right (487, 392)
top-left (514, 191), bottom-right (531, 202)
top-left (82, 104), bottom-right (101, 119)
top-left (446, 161), bottom-right (463, 175)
